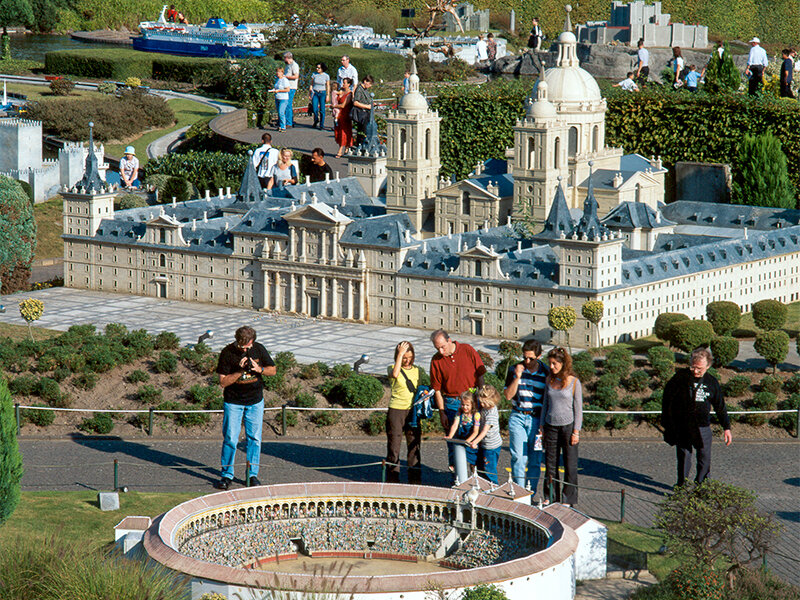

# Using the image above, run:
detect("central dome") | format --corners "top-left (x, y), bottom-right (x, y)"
top-left (533, 67), bottom-right (602, 105)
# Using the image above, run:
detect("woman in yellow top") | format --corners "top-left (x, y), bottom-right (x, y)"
top-left (386, 340), bottom-right (422, 484)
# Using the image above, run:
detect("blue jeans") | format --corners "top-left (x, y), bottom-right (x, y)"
top-left (479, 446), bottom-right (501, 484)
top-left (285, 89), bottom-right (296, 126)
top-left (509, 411), bottom-right (542, 490)
top-left (444, 396), bottom-right (462, 467)
top-left (221, 400), bottom-right (263, 480)
top-left (311, 90), bottom-right (326, 127)
top-left (276, 98), bottom-right (288, 129)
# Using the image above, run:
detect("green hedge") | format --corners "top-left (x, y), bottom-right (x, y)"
top-left (432, 81), bottom-right (800, 202)
top-left (44, 48), bottom-right (226, 83)
top-left (277, 46), bottom-right (406, 82)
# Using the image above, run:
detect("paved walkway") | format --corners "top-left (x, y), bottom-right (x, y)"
top-left (0, 287), bottom-right (497, 373)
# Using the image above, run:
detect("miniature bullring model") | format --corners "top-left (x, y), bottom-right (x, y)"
top-left (143, 481), bottom-right (582, 600)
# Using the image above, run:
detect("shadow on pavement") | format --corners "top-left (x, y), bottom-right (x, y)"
top-left (579, 456), bottom-right (674, 495)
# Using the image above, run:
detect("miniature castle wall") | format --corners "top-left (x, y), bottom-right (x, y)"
top-left (0, 118), bottom-right (108, 202)
top-left (443, 2), bottom-right (490, 32)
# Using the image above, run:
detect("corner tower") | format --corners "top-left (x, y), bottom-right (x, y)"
top-left (384, 60), bottom-right (441, 233)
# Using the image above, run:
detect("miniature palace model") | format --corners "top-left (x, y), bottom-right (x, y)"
top-left (63, 14), bottom-right (800, 347)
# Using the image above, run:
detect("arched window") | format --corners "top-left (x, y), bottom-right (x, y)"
top-left (425, 128), bottom-right (431, 160)
top-left (400, 129), bottom-right (407, 160)
top-left (568, 126), bottom-right (578, 155)
top-left (461, 191), bottom-right (471, 215)
top-left (554, 137), bottom-right (561, 169)
top-left (475, 287), bottom-right (482, 302)
top-left (528, 137), bottom-right (536, 169)
top-left (159, 254), bottom-right (166, 268)
top-left (592, 125), bottom-right (599, 152)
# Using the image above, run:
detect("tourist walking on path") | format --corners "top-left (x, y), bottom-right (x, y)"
top-left (352, 75), bottom-right (374, 146)
top-left (333, 78), bottom-right (354, 158)
top-left (684, 65), bottom-right (703, 92)
top-left (662, 347), bottom-right (732, 487)
top-left (337, 55), bottom-right (359, 88)
top-left (283, 52), bottom-right (300, 128)
top-left (429, 329), bottom-right (486, 472)
top-left (541, 347), bottom-right (582, 506)
top-left (635, 38), bottom-right (649, 85)
top-left (475, 34), bottom-right (488, 62)
top-left (745, 37), bottom-right (768, 96)
top-left (309, 62), bottom-right (331, 129)
top-left (266, 148), bottom-right (298, 190)
top-left (780, 49), bottom-right (794, 98)
top-left (385, 341), bottom-right (423, 484)
top-left (613, 72), bottom-right (639, 92)
top-left (253, 132), bottom-right (279, 189)
top-left (671, 46), bottom-right (685, 87)
top-left (269, 67), bottom-right (290, 132)
top-left (215, 326), bottom-right (276, 490)
top-left (504, 340), bottom-right (547, 491)
top-left (468, 385), bottom-right (503, 484)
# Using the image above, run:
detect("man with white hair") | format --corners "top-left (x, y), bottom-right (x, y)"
top-left (745, 37), bottom-right (768, 96)
top-left (283, 52), bottom-right (300, 127)
top-left (337, 55), bottom-right (358, 88)
top-left (662, 347), bottom-right (732, 487)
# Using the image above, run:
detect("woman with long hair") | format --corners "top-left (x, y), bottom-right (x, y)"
top-left (541, 347), bottom-right (582, 506)
top-left (333, 77), bottom-right (353, 158)
top-left (386, 341), bottom-right (422, 484)
top-left (672, 46), bottom-right (685, 86)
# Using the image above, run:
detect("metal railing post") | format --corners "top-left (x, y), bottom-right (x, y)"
top-left (113, 459), bottom-right (119, 491)
top-left (281, 405), bottom-right (287, 436)
top-left (620, 489), bottom-right (626, 522)
top-left (795, 407), bottom-right (800, 439)
top-left (148, 407), bottom-right (154, 436)
top-left (15, 403), bottom-right (20, 435)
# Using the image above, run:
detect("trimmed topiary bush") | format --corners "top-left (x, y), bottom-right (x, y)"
top-left (608, 413), bottom-right (632, 431)
top-left (79, 412), bottom-right (114, 434)
top-left (36, 377), bottom-right (61, 404)
top-left (338, 374), bottom-right (384, 408)
top-left (330, 363), bottom-right (353, 379)
top-left (582, 405), bottom-right (607, 431)
top-left (723, 375), bottom-right (751, 397)
top-left (9, 375), bottom-right (38, 396)
top-left (773, 393), bottom-right (800, 430)
top-left (709, 336), bottom-right (739, 368)
top-left (647, 345), bottom-right (675, 365)
top-left (625, 370), bottom-right (650, 392)
top-left (754, 330), bottom-right (790, 373)
top-left (364, 411), bottom-right (387, 436)
top-left (784, 373), bottom-right (800, 394)
top-left (21, 404), bottom-right (55, 427)
top-left (299, 363), bottom-right (322, 380)
top-left (595, 385), bottom-right (619, 410)
top-left (668, 320), bottom-right (715, 353)
top-left (154, 331), bottom-right (180, 350)
top-left (274, 351), bottom-right (297, 374)
top-left (752, 299), bottom-right (788, 331)
top-left (572, 356), bottom-right (596, 383)
top-left (73, 372), bottom-right (98, 391)
top-left (295, 392), bottom-right (317, 408)
top-left (597, 372), bottom-right (620, 389)
top-left (759, 375), bottom-right (783, 395)
top-left (705, 301), bottom-right (741, 336)
top-left (642, 399), bottom-right (662, 425)
top-left (655, 313), bottom-right (689, 342)
top-left (153, 351), bottom-right (178, 374)
top-left (278, 409), bottom-right (298, 427)
top-left (743, 391), bottom-right (778, 426)
top-left (187, 384), bottom-right (222, 409)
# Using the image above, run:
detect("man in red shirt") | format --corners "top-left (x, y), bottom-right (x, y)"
top-left (430, 329), bottom-right (486, 470)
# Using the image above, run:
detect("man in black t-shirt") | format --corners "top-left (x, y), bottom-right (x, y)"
top-left (215, 326), bottom-right (276, 490)
top-left (305, 148), bottom-right (334, 183)
top-left (662, 347), bottom-right (732, 487)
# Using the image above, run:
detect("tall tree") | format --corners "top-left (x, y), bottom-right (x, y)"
top-left (732, 133), bottom-right (795, 209)
top-left (0, 177), bottom-right (37, 294)
top-left (0, 0), bottom-right (32, 59)
top-left (0, 380), bottom-right (23, 527)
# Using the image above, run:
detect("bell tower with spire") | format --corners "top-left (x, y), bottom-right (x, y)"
top-left (384, 59), bottom-right (441, 233)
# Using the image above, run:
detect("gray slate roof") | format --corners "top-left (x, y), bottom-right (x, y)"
top-left (464, 173), bottom-right (514, 198)
top-left (537, 181), bottom-right (575, 240)
top-left (340, 213), bottom-right (417, 248)
top-left (661, 201), bottom-right (800, 231)
top-left (602, 201), bottom-right (675, 229)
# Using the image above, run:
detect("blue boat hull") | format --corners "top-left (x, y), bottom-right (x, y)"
top-left (132, 37), bottom-right (265, 58)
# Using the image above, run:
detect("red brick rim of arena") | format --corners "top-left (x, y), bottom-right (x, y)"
top-left (143, 481), bottom-right (579, 593)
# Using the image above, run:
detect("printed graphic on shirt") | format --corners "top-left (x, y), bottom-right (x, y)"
top-left (694, 381), bottom-right (710, 403)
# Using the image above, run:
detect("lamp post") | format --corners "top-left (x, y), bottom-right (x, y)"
top-left (197, 330), bottom-right (214, 345)
top-left (353, 354), bottom-right (369, 373)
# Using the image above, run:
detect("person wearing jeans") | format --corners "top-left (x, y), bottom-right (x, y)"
top-left (385, 341), bottom-right (422, 484)
top-left (309, 62), bottom-right (330, 129)
top-left (504, 340), bottom-right (548, 491)
top-left (283, 52), bottom-right (300, 127)
top-left (215, 326), bottom-right (276, 490)
top-left (270, 67), bottom-right (290, 132)
top-left (541, 347), bottom-right (582, 506)
top-left (468, 385), bottom-right (503, 484)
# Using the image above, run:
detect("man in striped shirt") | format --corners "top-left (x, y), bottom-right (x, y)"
top-left (504, 340), bottom-right (548, 490)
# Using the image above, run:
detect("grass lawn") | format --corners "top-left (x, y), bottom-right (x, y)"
top-left (604, 520), bottom-right (677, 581)
top-left (33, 195), bottom-right (64, 261)
top-left (6, 82), bottom-right (104, 103)
top-left (0, 323), bottom-right (61, 341)
top-left (104, 98), bottom-right (217, 162)
top-left (0, 492), bottom-right (194, 553)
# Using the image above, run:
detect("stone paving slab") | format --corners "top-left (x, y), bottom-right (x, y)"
top-left (0, 288), bottom-right (500, 374)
